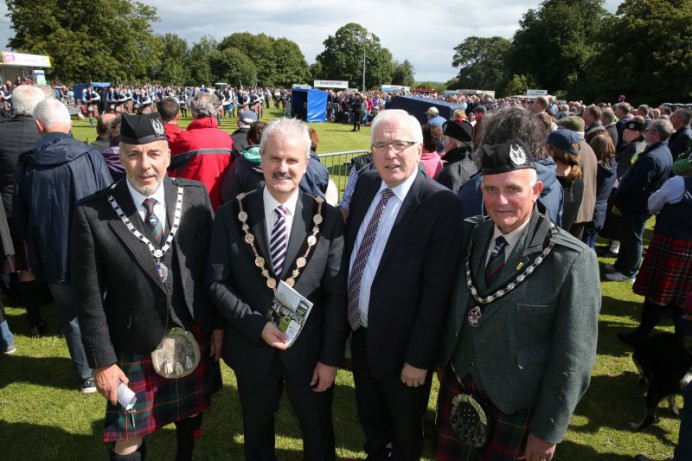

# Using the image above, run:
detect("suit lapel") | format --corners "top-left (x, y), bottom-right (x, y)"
top-left (346, 175), bottom-right (380, 251)
top-left (282, 192), bottom-right (309, 279)
top-left (471, 220), bottom-right (494, 295)
top-left (163, 177), bottom-right (178, 237)
top-left (106, 179), bottom-right (165, 289)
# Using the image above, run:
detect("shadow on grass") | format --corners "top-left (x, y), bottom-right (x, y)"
top-left (0, 354), bottom-right (79, 391)
top-left (1, 420), bottom-right (108, 460)
top-left (571, 373), bottom-right (680, 448)
top-left (557, 440), bottom-right (638, 460)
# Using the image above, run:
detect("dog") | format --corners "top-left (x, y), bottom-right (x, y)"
top-left (629, 333), bottom-right (692, 431)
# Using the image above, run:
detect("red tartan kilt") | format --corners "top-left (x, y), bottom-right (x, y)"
top-left (103, 325), bottom-right (221, 442)
top-left (633, 233), bottom-right (692, 307)
top-left (433, 367), bottom-right (531, 461)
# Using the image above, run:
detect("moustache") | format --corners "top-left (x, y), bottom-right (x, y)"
top-left (273, 172), bottom-right (294, 180)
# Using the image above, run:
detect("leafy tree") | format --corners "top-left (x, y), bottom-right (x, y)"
top-left (208, 47), bottom-right (258, 87)
top-left (314, 23), bottom-right (393, 90)
top-left (6, 0), bottom-right (163, 82)
top-left (219, 33), bottom-right (276, 86)
top-left (585, 0), bottom-right (692, 104)
top-left (187, 35), bottom-right (218, 85)
top-left (504, 74), bottom-right (538, 96)
top-left (450, 36), bottom-right (511, 94)
top-left (155, 33), bottom-right (190, 85)
top-left (391, 60), bottom-right (415, 87)
top-left (271, 38), bottom-right (310, 87)
top-left (507, 0), bottom-right (608, 98)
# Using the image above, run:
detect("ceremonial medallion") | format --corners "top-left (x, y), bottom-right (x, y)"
top-left (467, 306), bottom-right (482, 327)
top-left (153, 249), bottom-right (163, 258)
top-left (313, 214), bottom-right (323, 225)
top-left (245, 234), bottom-right (255, 244)
top-left (307, 235), bottom-right (317, 246)
top-left (296, 257), bottom-right (307, 268)
top-left (266, 278), bottom-right (277, 289)
top-left (238, 211), bottom-right (248, 222)
top-left (285, 278), bottom-right (295, 287)
top-left (255, 256), bottom-right (265, 267)
top-left (156, 262), bottom-right (169, 283)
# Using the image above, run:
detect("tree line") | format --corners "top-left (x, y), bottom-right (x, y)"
top-left (448, 0), bottom-right (692, 105)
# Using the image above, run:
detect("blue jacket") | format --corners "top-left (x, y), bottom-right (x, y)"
top-left (592, 159), bottom-right (617, 230)
top-left (613, 141), bottom-right (673, 216)
top-left (457, 157), bottom-right (564, 226)
top-left (12, 132), bottom-right (113, 283)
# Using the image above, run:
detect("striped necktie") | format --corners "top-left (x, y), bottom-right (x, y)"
top-left (347, 188), bottom-right (394, 330)
top-left (485, 236), bottom-right (509, 286)
top-left (142, 198), bottom-right (164, 244)
top-left (270, 205), bottom-right (288, 276)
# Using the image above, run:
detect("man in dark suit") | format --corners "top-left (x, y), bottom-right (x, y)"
top-left (72, 113), bottom-right (222, 461)
top-left (346, 109), bottom-right (463, 460)
top-left (207, 117), bottom-right (347, 461)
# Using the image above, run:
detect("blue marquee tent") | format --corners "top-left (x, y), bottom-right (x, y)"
top-left (290, 88), bottom-right (327, 123)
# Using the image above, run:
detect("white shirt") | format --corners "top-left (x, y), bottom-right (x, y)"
top-left (126, 179), bottom-right (167, 232)
top-left (263, 188), bottom-right (299, 247)
top-left (648, 176), bottom-right (686, 214)
top-left (349, 171), bottom-right (418, 327)
top-left (485, 217), bottom-right (531, 266)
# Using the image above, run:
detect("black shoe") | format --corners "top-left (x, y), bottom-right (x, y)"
top-left (29, 321), bottom-right (46, 338)
top-left (618, 331), bottom-right (643, 346)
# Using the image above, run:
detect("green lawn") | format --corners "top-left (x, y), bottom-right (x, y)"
top-left (0, 109), bottom-right (682, 460)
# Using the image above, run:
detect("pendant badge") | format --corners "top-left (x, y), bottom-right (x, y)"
top-left (467, 306), bottom-right (482, 327)
top-left (156, 262), bottom-right (169, 282)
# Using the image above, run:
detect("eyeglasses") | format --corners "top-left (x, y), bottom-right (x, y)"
top-left (371, 141), bottom-right (417, 153)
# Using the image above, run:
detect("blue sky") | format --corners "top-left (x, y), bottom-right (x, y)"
top-left (0, 0), bottom-right (622, 83)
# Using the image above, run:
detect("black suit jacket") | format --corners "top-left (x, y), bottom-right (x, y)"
top-left (346, 170), bottom-right (463, 380)
top-left (71, 177), bottom-right (215, 368)
top-left (207, 188), bottom-right (347, 385)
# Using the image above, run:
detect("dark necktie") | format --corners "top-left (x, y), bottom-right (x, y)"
top-left (269, 205), bottom-right (288, 276)
top-left (485, 236), bottom-right (509, 286)
top-left (347, 188), bottom-right (395, 330)
top-left (142, 198), bottom-right (163, 244)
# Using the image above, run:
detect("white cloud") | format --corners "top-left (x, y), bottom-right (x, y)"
top-left (0, 0), bottom-right (623, 83)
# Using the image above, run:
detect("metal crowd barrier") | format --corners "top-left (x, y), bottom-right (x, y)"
top-left (317, 150), bottom-right (370, 201)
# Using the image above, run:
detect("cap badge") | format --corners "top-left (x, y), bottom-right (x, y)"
top-left (151, 119), bottom-right (164, 136)
top-left (509, 144), bottom-right (526, 166)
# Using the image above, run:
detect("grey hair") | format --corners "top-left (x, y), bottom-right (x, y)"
top-left (649, 119), bottom-right (674, 141)
top-left (601, 108), bottom-right (615, 124)
top-left (33, 99), bottom-right (71, 130)
top-left (370, 109), bottom-right (423, 144)
top-left (260, 117), bottom-right (311, 158)
top-left (477, 107), bottom-right (546, 160)
top-left (38, 84), bottom-right (56, 99)
top-left (12, 85), bottom-right (46, 116)
top-left (189, 92), bottom-right (221, 118)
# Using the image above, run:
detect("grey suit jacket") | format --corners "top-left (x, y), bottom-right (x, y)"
top-left (72, 177), bottom-right (215, 368)
top-left (438, 211), bottom-right (600, 443)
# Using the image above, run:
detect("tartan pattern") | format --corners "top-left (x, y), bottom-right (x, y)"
top-left (142, 198), bottom-right (164, 244)
top-left (433, 367), bottom-right (531, 461)
top-left (633, 234), bottom-right (692, 307)
top-left (485, 236), bottom-right (508, 286)
top-left (103, 326), bottom-right (221, 442)
top-left (347, 188), bottom-right (394, 330)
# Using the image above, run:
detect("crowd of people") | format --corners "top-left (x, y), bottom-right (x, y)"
top-left (0, 80), bottom-right (690, 461)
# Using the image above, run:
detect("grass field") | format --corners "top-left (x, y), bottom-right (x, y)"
top-left (0, 108), bottom-right (683, 460)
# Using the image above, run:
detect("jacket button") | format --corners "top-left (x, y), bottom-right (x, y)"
top-left (469, 362), bottom-right (474, 368)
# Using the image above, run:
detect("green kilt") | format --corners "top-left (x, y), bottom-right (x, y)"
top-left (433, 367), bottom-right (531, 461)
top-left (103, 326), bottom-right (221, 442)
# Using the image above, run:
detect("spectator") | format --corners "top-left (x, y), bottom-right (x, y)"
top-left (583, 131), bottom-right (618, 249)
top-left (168, 92), bottom-right (233, 210)
top-left (600, 107), bottom-right (619, 147)
top-left (546, 129), bottom-right (584, 232)
top-left (436, 120), bottom-right (477, 193)
top-left (231, 110), bottom-right (258, 160)
top-left (668, 108), bottom-right (692, 160)
top-left (156, 97), bottom-right (182, 144)
top-left (101, 116), bottom-right (125, 182)
top-left (90, 113), bottom-right (115, 152)
top-left (420, 125), bottom-right (444, 179)
top-left (221, 121), bottom-right (266, 203)
top-left (606, 119), bottom-right (674, 281)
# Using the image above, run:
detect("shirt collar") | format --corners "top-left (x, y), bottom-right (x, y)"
top-left (491, 216), bottom-right (531, 249)
top-left (377, 169), bottom-right (418, 202)
top-left (263, 187), bottom-right (299, 217)
top-left (126, 178), bottom-right (166, 210)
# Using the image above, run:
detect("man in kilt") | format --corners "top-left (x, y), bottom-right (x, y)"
top-left (433, 119), bottom-right (601, 461)
top-left (72, 112), bottom-right (222, 461)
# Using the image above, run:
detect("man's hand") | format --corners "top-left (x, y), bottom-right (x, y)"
top-left (400, 362), bottom-right (427, 388)
top-left (519, 433), bottom-right (556, 461)
top-left (209, 329), bottom-right (224, 362)
top-left (95, 364), bottom-right (128, 406)
top-left (260, 322), bottom-right (288, 350)
top-left (311, 362), bottom-right (337, 392)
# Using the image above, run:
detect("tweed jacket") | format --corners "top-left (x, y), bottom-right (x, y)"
top-left (438, 210), bottom-right (600, 443)
top-left (71, 177), bottom-right (215, 368)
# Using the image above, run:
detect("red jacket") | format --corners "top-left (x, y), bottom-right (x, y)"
top-left (168, 117), bottom-right (233, 210)
top-left (164, 123), bottom-right (183, 145)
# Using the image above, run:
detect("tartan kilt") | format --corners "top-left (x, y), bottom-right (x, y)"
top-left (433, 367), bottom-right (531, 461)
top-left (103, 325), bottom-right (222, 442)
top-left (633, 233), bottom-right (692, 307)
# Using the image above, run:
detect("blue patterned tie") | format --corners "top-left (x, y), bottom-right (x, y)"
top-left (142, 198), bottom-right (163, 244)
top-left (485, 236), bottom-right (509, 286)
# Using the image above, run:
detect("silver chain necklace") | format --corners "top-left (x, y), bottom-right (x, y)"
top-left (464, 223), bottom-right (556, 327)
top-left (107, 186), bottom-right (184, 282)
